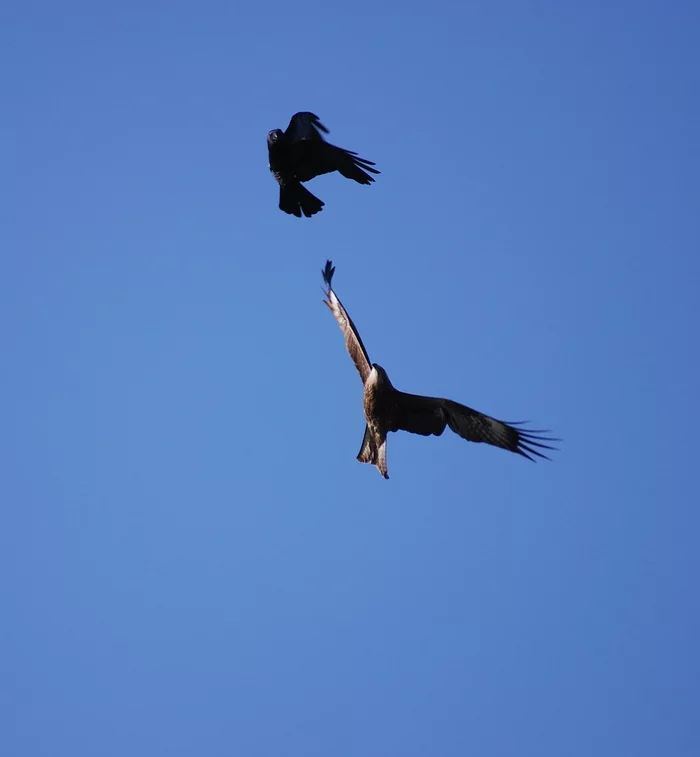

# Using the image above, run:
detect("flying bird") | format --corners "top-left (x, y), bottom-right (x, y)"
top-left (267, 112), bottom-right (380, 218)
top-left (321, 260), bottom-right (558, 479)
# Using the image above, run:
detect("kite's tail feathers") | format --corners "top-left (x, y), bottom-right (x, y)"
top-left (357, 425), bottom-right (374, 464)
top-left (357, 426), bottom-right (389, 479)
top-left (375, 438), bottom-right (388, 479)
top-left (279, 182), bottom-right (324, 218)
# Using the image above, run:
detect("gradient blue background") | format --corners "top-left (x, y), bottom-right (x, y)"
top-left (3, 2), bottom-right (699, 755)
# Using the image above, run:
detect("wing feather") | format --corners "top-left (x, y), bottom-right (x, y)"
top-left (295, 142), bottom-right (380, 183)
top-left (284, 113), bottom-right (380, 183)
top-left (322, 260), bottom-right (372, 384)
top-left (394, 392), bottom-right (559, 461)
top-left (285, 112), bottom-right (328, 143)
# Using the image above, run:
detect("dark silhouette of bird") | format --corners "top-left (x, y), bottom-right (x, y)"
top-left (267, 112), bottom-right (380, 218)
top-left (321, 260), bottom-right (558, 479)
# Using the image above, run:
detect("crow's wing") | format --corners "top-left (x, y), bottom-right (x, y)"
top-left (295, 142), bottom-right (379, 183)
top-left (283, 113), bottom-right (379, 183)
top-left (322, 260), bottom-right (372, 384)
top-left (392, 392), bottom-right (558, 461)
top-left (284, 112), bottom-right (329, 143)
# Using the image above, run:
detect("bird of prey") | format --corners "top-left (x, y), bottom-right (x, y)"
top-left (321, 260), bottom-right (558, 479)
top-left (267, 112), bottom-right (380, 218)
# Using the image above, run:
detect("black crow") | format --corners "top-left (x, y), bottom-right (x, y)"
top-left (267, 112), bottom-right (379, 218)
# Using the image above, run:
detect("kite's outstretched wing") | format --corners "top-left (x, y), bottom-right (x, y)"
top-left (322, 260), bottom-right (372, 384)
top-left (392, 392), bottom-right (559, 461)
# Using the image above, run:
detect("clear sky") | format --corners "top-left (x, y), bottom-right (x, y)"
top-left (2, 1), bottom-right (699, 755)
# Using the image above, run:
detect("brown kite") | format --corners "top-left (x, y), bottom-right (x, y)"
top-left (322, 260), bottom-right (558, 479)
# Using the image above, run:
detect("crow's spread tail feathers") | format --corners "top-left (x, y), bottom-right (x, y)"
top-left (279, 182), bottom-right (324, 218)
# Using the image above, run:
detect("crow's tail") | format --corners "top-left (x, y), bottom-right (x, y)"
top-left (279, 182), bottom-right (324, 218)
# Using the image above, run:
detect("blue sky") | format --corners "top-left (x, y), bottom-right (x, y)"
top-left (2, 1), bottom-right (699, 755)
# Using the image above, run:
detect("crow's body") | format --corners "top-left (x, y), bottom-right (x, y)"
top-left (267, 112), bottom-right (379, 217)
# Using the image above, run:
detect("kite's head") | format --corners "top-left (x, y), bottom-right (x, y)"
top-left (371, 364), bottom-right (393, 388)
